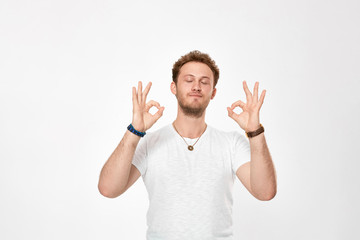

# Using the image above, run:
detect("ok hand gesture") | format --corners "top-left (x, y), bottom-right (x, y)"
top-left (132, 81), bottom-right (165, 132)
top-left (227, 81), bottom-right (266, 132)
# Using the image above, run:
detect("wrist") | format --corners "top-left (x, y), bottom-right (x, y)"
top-left (246, 124), bottom-right (261, 132)
top-left (246, 124), bottom-right (264, 138)
top-left (124, 131), bottom-right (142, 148)
top-left (131, 122), bottom-right (145, 132)
top-left (128, 123), bottom-right (146, 137)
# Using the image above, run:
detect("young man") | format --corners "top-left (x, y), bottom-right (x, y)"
top-left (98, 50), bottom-right (277, 239)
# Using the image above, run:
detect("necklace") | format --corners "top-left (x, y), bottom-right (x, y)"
top-left (172, 122), bottom-right (207, 151)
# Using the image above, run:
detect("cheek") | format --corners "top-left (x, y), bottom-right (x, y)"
top-left (175, 87), bottom-right (186, 98)
top-left (178, 85), bottom-right (190, 94)
top-left (205, 86), bottom-right (214, 96)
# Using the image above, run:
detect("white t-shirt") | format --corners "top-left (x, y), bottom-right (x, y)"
top-left (132, 124), bottom-right (251, 240)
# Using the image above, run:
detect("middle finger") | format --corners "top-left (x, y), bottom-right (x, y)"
top-left (253, 82), bottom-right (259, 102)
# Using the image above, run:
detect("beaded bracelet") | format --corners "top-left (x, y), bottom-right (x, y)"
top-left (127, 124), bottom-right (146, 137)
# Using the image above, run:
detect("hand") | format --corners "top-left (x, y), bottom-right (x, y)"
top-left (227, 81), bottom-right (266, 132)
top-left (132, 81), bottom-right (165, 132)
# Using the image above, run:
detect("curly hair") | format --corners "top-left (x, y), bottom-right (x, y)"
top-left (172, 50), bottom-right (220, 87)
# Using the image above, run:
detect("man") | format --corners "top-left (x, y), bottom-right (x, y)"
top-left (98, 50), bottom-right (277, 239)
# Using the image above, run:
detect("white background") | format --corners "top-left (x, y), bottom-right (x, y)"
top-left (1, 0), bottom-right (359, 239)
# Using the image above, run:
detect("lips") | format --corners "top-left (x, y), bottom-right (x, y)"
top-left (189, 94), bottom-right (202, 97)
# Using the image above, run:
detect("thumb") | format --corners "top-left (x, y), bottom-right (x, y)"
top-left (227, 107), bottom-right (236, 120)
top-left (154, 106), bottom-right (165, 121)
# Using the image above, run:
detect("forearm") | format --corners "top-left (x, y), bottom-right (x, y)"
top-left (249, 133), bottom-right (277, 200)
top-left (98, 131), bottom-right (141, 198)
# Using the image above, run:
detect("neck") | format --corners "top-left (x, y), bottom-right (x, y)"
top-left (173, 107), bottom-right (207, 139)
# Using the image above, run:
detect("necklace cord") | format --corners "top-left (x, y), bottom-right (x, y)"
top-left (172, 122), bottom-right (207, 150)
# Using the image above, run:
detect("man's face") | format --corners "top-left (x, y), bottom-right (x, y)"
top-left (171, 61), bottom-right (217, 117)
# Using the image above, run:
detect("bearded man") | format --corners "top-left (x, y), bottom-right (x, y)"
top-left (98, 50), bottom-right (277, 240)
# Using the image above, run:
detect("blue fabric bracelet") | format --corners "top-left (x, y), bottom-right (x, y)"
top-left (127, 124), bottom-right (146, 137)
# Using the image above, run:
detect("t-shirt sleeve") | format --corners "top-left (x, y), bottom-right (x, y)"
top-left (131, 136), bottom-right (148, 176)
top-left (231, 131), bottom-right (251, 175)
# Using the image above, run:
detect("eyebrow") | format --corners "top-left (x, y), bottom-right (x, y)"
top-left (184, 74), bottom-right (210, 80)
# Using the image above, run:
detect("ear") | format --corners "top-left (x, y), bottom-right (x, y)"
top-left (170, 81), bottom-right (177, 95)
top-left (211, 88), bottom-right (217, 100)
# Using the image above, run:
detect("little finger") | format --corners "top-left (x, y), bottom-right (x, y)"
top-left (258, 90), bottom-right (266, 108)
top-left (243, 81), bottom-right (253, 103)
top-left (132, 86), bottom-right (137, 103)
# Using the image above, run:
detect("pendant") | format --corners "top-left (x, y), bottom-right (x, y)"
top-left (188, 146), bottom-right (194, 151)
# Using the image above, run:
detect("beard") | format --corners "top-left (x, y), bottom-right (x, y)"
top-left (176, 93), bottom-right (210, 118)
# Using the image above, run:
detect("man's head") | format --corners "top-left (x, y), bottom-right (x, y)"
top-left (171, 50), bottom-right (219, 118)
top-left (172, 50), bottom-right (219, 87)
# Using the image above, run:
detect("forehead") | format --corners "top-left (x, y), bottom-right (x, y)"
top-left (179, 61), bottom-right (213, 79)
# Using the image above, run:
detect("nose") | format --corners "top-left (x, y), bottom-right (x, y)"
top-left (191, 81), bottom-right (201, 92)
